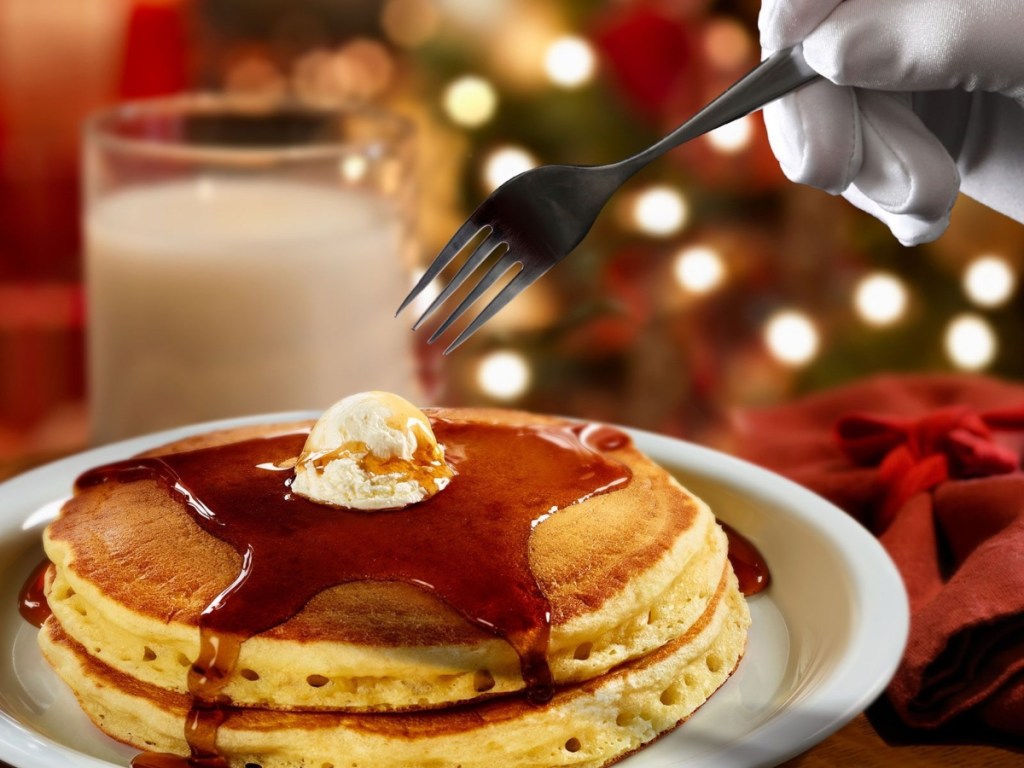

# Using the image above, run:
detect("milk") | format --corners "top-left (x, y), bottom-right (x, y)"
top-left (86, 178), bottom-right (420, 443)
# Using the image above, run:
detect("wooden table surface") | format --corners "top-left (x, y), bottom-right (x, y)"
top-left (1, 453), bottom-right (1020, 768)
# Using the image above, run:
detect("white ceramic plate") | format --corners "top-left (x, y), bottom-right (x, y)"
top-left (0, 413), bottom-right (908, 768)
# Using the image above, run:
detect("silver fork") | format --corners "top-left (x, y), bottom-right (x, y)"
top-left (397, 45), bottom-right (818, 353)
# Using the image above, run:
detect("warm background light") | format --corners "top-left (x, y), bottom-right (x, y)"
top-left (486, 4), bottom-right (561, 89)
top-left (443, 75), bottom-right (498, 127)
top-left (673, 245), bottom-right (725, 295)
top-left (945, 314), bottom-right (997, 370)
top-left (706, 115), bottom-right (753, 154)
top-left (764, 311), bottom-right (820, 366)
top-left (477, 350), bottom-right (531, 400)
top-left (632, 186), bottom-right (688, 236)
top-left (340, 155), bottom-right (369, 183)
top-left (382, 0), bottom-right (441, 48)
top-left (964, 255), bottom-right (1016, 307)
top-left (482, 146), bottom-right (538, 191)
top-left (854, 273), bottom-right (908, 326)
top-left (703, 17), bottom-right (753, 71)
top-left (544, 36), bottom-right (596, 88)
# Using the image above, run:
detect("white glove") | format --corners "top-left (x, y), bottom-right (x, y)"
top-left (760, 0), bottom-right (1024, 245)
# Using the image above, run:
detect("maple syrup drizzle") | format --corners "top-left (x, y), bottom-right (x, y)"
top-left (71, 418), bottom-right (632, 767)
top-left (721, 523), bottom-right (770, 596)
top-left (18, 559), bottom-right (52, 628)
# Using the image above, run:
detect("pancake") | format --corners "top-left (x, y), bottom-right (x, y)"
top-left (40, 571), bottom-right (748, 768)
top-left (37, 405), bottom-right (753, 766)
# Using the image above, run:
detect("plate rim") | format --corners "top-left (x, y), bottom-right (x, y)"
top-left (627, 423), bottom-right (909, 764)
top-left (0, 412), bottom-right (909, 768)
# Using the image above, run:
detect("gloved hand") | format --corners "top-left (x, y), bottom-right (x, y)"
top-left (760, 0), bottom-right (1024, 245)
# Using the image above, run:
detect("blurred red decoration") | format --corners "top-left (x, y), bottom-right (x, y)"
top-left (561, 245), bottom-right (657, 356)
top-left (593, 5), bottom-right (783, 191)
top-left (0, 0), bottom-right (192, 457)
top-left (118, 0), bottom-right (190, 98)
top-left (592, 4), bottom-right (696, 118)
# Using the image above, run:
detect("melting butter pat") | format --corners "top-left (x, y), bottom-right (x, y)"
top-left (292, 392), bottom-right (454, 510)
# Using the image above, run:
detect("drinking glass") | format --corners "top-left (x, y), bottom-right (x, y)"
top-left (83, 95), bottom-right (420, 443)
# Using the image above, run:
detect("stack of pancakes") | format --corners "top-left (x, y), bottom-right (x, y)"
top-left (39, 408), bottom-right (750, 768)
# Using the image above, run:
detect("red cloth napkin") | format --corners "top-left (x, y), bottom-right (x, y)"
top-left (731, 374), bottom-right (1024, 738)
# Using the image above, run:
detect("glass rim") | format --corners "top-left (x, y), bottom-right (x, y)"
top-left (84, 92), bottom-right (415, 166)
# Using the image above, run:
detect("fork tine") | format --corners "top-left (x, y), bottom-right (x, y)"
top-left (411, 235), bottom-right (507, 331)
top-left (442, 264), bottom-right (551, 355)
top-left (395, 221), bottom-right (487, 317)
top-left (427, 249), bottom-right (518, 343)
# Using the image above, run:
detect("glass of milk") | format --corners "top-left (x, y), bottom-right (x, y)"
top-left (83, 95), bottom-right (421, 443)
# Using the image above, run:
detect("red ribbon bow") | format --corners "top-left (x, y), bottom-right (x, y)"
top-left (834, 405), bottom-right (1024, 531)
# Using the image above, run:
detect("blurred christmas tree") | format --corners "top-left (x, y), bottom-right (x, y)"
top-left (199, 0), bottom-right (1024, 445)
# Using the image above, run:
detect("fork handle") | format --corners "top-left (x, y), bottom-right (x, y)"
top-left (612, 44), bottom-right (819, 175)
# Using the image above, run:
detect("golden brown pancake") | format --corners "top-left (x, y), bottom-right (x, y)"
top-left (40, 573), bottom-right (748, 768)
top-left (38, 406), bottom-right (751, 766)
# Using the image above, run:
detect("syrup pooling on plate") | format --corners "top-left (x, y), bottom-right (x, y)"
top-left (73, 418), bottom-right (633, 766)
top-left (722, 523), bottom-right (771, 596)
top-left (18, 559), bottom-right (52, 628)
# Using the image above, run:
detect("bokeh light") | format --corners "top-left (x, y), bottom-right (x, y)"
top-left (854, 272), bottom-right (908, 326)
top-left (703, 17), bottom-right (753, 71)
top-left (477, 350), bottom-right (531, 400)
top-left (292, 42), bottom-right (394, 102)
top-left (764, 311), bottom-right (820, 366)
top-left (339, 154), bottom-right (369, 183)
top-left (706, 115), bottom-right (754, 154)
top-left (224, 55), bottom-right (286, 96)
top-left (381, 0), bottom-right (441, 48)
top-left (543, 36), bottom-right (596, 88)
top-left (673, 245), bottom-right (725, 295)
top-left (443, 75), bottom-right (498, 127)
top-left (945, 314), bottom-right (997, 370)
top-left (482, 145), bottom-right (538, 191)
top-left (488, 5), bottom-right (561, 88)
top-left (632, 186), bottom-right (688, 236)
top-left (964, 255), bottom-right (1016, 307)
